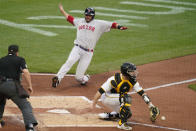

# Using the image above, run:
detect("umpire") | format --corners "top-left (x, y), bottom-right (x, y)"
top-left (0, 45), bottom-right (38, 131)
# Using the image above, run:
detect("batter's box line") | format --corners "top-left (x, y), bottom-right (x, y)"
top-left (46, 122), bottom-right (189, 131)
top-left (31, 96), bottom-right (101, 108)
top-left (81, 96), bottom-right (101, 108)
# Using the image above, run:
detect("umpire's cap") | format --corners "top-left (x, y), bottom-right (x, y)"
top-left (8, 45), bottom-right (19, 54)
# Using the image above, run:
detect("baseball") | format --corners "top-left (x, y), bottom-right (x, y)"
top-left (161, 116), bottom-right (166, 120)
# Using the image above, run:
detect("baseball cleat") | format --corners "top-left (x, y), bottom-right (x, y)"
top-left (52, 76), bottom-right (59, 88)
top-left (26, 129), bottom-right (34, 131)
top-left (81, 74), bottom-right (90, 85)
top-left (25, 123), bottom-right (36, 131)
top-left (81, 82), bottom-right (87, 86)
top-left (117, 123), bottom-right (132, 130)
top-left (98, 111), bottom-right (119, 120)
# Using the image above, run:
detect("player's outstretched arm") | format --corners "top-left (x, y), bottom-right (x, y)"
top-left (111, 22), bottom-right (128, 30)
top-left (59, 3), bottom-right (74, 25)
top-left (137, 89), bottom-right (160, 122)
top-left (59, 3), bottom-right (69, 19)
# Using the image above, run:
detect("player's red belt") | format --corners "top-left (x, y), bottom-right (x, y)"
top-left (75, 44), bottom-right (93, 52)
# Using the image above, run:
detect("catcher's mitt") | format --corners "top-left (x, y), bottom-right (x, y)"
top-left (149, 106), bottom-right (160, 122)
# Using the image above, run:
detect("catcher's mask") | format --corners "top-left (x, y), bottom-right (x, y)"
top-left (121, 62), bottom-right (138, 79)
top-left (84, 7), bottom-right (95, 22)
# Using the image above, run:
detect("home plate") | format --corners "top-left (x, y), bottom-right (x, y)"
top-left (47, 109), bottom-right (70, 114)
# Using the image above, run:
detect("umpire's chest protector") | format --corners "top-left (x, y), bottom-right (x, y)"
top-left (111, 73), bottom-right (136, 94)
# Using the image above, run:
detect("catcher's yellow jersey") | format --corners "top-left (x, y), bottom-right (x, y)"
top-left (101, 73), bottom-right (143, 94)
top-left (110, 73), bottom-right (136, 93)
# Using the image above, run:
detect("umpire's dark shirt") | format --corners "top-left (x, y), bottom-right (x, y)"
top-left (0, 54), bottom-right (27, 81)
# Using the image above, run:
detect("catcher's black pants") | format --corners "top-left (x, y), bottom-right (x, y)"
top-left (0, 81), bottom-right (37, 126)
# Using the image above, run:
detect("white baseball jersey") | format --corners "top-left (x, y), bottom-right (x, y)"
top-left (73, 18), bottom-right (113, 49)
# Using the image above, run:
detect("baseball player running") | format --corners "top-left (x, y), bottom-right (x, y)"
top-left (52, 4), bottom-right (128, 87)
top-left (91, 62), bottom-right (160, 130)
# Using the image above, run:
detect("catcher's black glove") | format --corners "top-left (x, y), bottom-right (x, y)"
top-left (149, 106), bottom-right (160, 122)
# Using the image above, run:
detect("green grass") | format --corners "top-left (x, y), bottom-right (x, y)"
top-left (188, 84), bottom-right (196, 91)
top-left (0, 0), bottom-right (196, 74)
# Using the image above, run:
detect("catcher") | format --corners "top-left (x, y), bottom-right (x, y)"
top-left (92, 62), bottom-right (160, 130)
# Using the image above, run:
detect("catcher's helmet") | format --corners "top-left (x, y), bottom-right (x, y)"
top-left (121, 62), bottom-right (137, 79)
top-left (84, 7), bottom-right (95, 18)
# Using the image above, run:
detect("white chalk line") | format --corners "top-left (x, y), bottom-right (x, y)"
top-left (31, 96), bottom-right (84, 98)
top-left (0, 19), bottom-right (57, 36)
top-left (70, 10), bottom-right (147, 20)
top-left (45, 123), bottom-right (189, 131)
top-left (31, 72), bottom-right (75, 76)
top-left (46, 124), bottom-right (115, 128)
top-left (20, 24), bottom-right (75, 29)
top-left (128, 78), bottom-right (196, 95)
top-left (120, 1), bottom-right (195, 10)
top-left (94, 6), bottom-right (184, 15)
top-left (32, 96), bottom-right (101, 108)
top-left (81, 96), bottom-right (101, 109)
top-left (128, 121), bottom-right (189, 131)
top-left (97, 78), bottom-right (196, 101)
top-left (145, 0), bottom-right (196, 6)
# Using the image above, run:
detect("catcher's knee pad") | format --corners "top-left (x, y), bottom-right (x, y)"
top-left (119, 104), bottom-right (132, 123)
top-left (120, 94), bottom-right (132, 105)
top-left (124, 94), bottom-right (132, 104)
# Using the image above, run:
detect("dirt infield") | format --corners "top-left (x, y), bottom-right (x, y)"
top-left (1, 54), bottom-right (196, 131)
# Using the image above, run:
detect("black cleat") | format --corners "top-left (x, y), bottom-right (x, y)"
top-left (52, 76), bottom-right (59, 88)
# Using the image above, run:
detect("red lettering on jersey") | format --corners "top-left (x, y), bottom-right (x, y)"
top-left (91, 27), bottom-right (95, 32)
top-left (78, 25), bottom-right (95, 32)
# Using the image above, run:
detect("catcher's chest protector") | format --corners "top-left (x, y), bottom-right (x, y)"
top-left (111, 73), bottom-right (136, 93)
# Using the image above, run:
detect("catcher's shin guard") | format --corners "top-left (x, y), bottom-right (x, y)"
top-left (119, 104), bottom-right (132, 125)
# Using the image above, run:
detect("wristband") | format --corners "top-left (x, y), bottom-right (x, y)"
top-left (117, 25), bottom-right (123, 29)
top-left (143, 94), bottom-right (151, 104)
